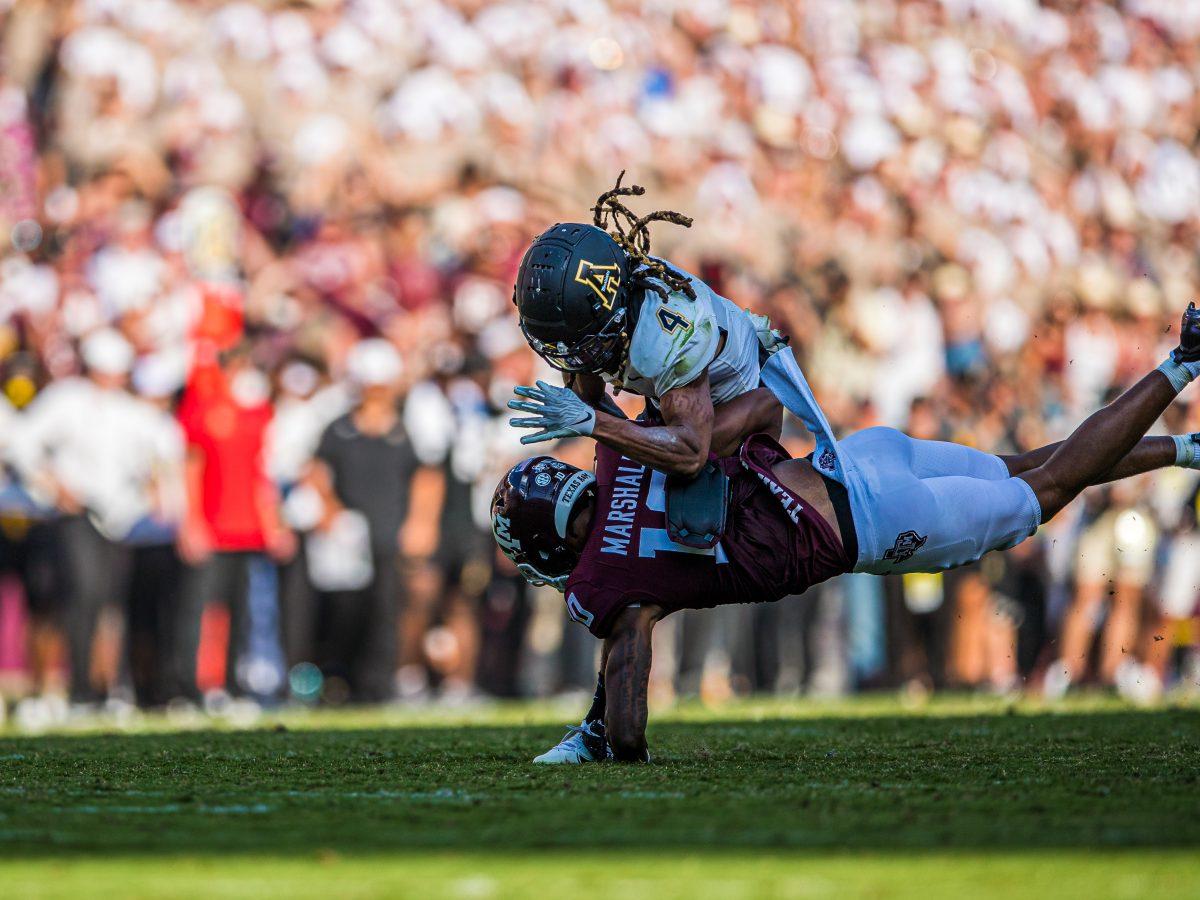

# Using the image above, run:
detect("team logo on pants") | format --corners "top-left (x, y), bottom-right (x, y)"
top-left (884, 530), bottom-right (927, 565)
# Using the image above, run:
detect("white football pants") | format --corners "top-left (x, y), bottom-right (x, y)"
top-left (838, 427), bottom-right (1043, 575)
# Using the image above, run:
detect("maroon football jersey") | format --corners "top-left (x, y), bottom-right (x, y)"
top-left (564, 435), bottom-right (853, 637)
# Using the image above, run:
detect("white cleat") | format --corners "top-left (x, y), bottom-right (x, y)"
top-left (533, 720), bottom-right (611, 764)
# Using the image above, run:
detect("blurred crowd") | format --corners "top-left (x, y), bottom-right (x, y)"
top-left (1, 0), bottom-right (1199, 727)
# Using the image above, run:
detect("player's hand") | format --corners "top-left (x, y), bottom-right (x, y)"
top-left (508, 380), bottom-right (597, 444)
top-left (747, 310), bottom-right (789, 357)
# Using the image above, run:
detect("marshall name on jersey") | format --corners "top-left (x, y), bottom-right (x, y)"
top-left (602, 261), bottom-right (761, 406)
top-left (564, 436), bottom-right (853, 638)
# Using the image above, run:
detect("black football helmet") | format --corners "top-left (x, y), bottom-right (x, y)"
top-left (513, 223), bottom-right (631, 375)
top-left (491, 456), bottom-right (596, 589)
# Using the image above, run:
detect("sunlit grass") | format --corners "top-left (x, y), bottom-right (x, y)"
top-left (2, 695), bottom-right (1196, 898)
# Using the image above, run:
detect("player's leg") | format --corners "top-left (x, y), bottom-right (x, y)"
top-left (1001, 435), bottom-right (1183, 483)
top-left (1019, 303), bottom-right (1200, 520)
top-left (1021, 375), bottom-right (1180, 521)
top-left (835, 424), bottom-right (1160, 577)
top-left (884, 422), bottom-right (1196, 488)
top-left (603, 603), bottom-right (661, 762)
top-left (533, 645), bottom-right (612, 764)
top-left (905, 435), bottom-right (1011, 481)
top-left (840, 425), bottom-right (1020, 483)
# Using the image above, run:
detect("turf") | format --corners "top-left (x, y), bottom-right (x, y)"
top-left (1, 696), bottom-right (1197, 898)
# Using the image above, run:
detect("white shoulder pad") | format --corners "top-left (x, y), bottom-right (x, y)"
top-left (627, 273), bottom-right (719, 398)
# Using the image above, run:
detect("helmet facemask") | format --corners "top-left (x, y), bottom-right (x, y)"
top-left (521, 307), bottom-right (629, 377)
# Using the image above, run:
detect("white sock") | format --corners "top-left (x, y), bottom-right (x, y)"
top-left (1173, 434), bottom-right (1200, 469)
top-left (1157, 355), bottom-right (1200, 393)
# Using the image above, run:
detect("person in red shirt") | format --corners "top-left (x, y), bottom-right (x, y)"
top-left (174, 342), bottom-right (294, 702)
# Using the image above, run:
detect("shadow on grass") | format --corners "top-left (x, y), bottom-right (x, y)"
top-left (0, 707), bottom-right (1197, 856)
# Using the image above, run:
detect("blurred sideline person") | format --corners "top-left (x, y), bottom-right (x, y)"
top-left (399, 352), bottom-right (496, 701)
top-left (1125, 470), bottom-right (1200, 702)
top-left (175, 343), bottom-right (294, 704)
top-left (122, 354), bottom-right (189, 707)
top-left (300, 339), bottom-right (417, 703)
top-left (8, 330), bottom-right (182, 708)
top-left (267, 356), bottom-right (349, 690)
top-left (0, 365), bottom-right (64, 703)
top-left (1045, 481), bottom-right (1158, 697)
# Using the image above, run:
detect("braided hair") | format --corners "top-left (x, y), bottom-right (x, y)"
top-left (591, 171), bottom-right (696, 301)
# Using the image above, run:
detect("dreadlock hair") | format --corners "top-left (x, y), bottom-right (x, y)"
top-left (591, 171), bottom-right (696, 301)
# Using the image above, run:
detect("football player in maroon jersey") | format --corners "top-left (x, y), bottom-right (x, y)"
top-left (494, 304), bottom-right (1200, 762)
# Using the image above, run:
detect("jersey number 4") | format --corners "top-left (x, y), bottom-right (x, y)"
top-left (656, 306), bottom-right (691, 335)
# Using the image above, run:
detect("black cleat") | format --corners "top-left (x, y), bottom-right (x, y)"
top-left (1172, 302), bottom-right (1200, 364)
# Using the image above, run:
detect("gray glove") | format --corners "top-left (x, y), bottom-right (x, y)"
top-left (508, 380), bottom-right (598, 445)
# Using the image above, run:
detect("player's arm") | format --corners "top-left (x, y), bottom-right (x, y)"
top-left (603, 602), bottom-right (663, 762)
top-left (511, 372), bottom-right (714, 477)
top-left (590, 371), bottom-right (714, 477)
top-left (710, 386), bottom-right (782, 457)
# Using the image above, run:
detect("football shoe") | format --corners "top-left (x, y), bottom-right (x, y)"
top-left (532, 718), bottom-right (612, 764)
top-left (1171, 302), bottom-right (1200, 364)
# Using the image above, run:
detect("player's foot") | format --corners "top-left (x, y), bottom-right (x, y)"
top-left (1157, 303), bottom-right (1200, 392)
top-left (1172, 302), bottom-right (1200, 364)
top-left (532, 719), bottom-right (612, 764)
top-left (1174, 433), bottom-right (1200, 469)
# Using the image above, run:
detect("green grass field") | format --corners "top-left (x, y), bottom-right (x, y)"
top-left (1, 695), bottom-right (1198, 898)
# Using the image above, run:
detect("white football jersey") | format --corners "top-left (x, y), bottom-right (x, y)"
top-left (602, 261), bottom-right (761, 406)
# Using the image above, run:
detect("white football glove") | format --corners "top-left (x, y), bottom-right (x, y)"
top-left (508, 380), bottom-right (597, 445)
top-left (747, 310), bottom-right (789, 357)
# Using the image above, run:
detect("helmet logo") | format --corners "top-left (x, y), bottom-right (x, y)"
top-left (493, 514), bottom-right (521, 556)
top-left (574, 259), bottom-right (621, 309)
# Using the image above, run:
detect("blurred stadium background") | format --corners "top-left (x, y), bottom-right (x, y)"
top-left (0, 0), bottom-right (1199, 732)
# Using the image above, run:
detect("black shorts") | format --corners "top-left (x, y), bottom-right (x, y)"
top-left (0, 519), bottom-right (63, 617)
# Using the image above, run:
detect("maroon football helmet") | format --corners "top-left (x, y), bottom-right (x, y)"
top-left (491, 456), bottom-right (596, 590)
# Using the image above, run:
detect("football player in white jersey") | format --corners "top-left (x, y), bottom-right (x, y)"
top-left (508, 177), bottom-right (784, 478)
top-left (507, 178), bottom-right (791, 764)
